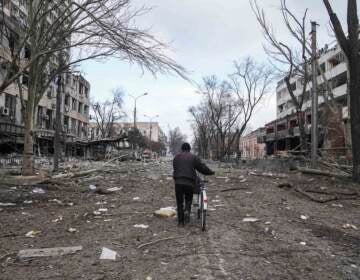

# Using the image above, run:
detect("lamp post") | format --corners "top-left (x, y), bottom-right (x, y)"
top-left (144, 114), bottom-right (159, 151)
top-left (129, 92), bottom-right (148, 129)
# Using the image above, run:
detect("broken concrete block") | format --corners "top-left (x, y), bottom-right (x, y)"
top-left (99, 247), bottom-right (117, 260)
top-left (18, 246), bottom-right (83, 259)
top-left (134, 224), bottom-right (149, 229)
top-left (25, 230), bottom-right (41, 238)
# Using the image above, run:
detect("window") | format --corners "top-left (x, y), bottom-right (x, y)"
top-left (78, 102), bottom-right (83, 114)
top-left (4, 93), bottom-right (16, 119)
top-left (290, 82), bottom-right (296, 91)
top-left (24, 45), bottom-right (31, 59)
top-left (47, 86), bottom-right (53, 98)
top-left (328, 52), bottom-right (346, 68)
top-left (72, 98), bottom-right (77, 110)
top-left (331, 72), bottom-right (347, 89)
top-left (317, 63), bottom-right (326, 75)
top-left (83, 105), bottom-right (88, 116)
top-left (64, 94), bottom-right (70, 106)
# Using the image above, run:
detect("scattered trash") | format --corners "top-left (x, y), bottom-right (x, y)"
top-left (89, 185), bottom-right (97, 191)
top-left (52, 216), bottom-right (63, 223)
top-left (265, 221), bottom-right (271, 225)
top-left (332, 203), bottom-right (343, 208)
top-left (300, 215), bottom-right (309, 220)
top-left (146, 277), bottom-right (153, 280)
top-left (49, 199), bottom-right (63, 205)
top-left (93, 211), bottom-right (101, 216)
top-left (242, 218), bottom-right (260, 222)
top-left (99, 247), bottom-right (118, 260)
top-left (342, 224), bottom-right (358, 230)
top-left (32, 188), bottom-right (45, 194)
top-left (67, 228), bottom-right (78, 233)
top-left (107, 187), bottom-right (123, 192)
top-left (300, 242), bottom-right (306, 246)
top-left (154, 207), bottom-right (176, 218)
top-left (0, 203), bottom-right (16, 207)
top-left (24, 200), bottom-right (33, 204)
top-left (67, 202), bottom-right (74, 206)
top-left (211, 200), bottom-right (221, 203)
top-left (25, 230), bottom-right (41, 238)
top-left (216, 176), bottom-right (229, 180)
top-left (95, 201), bottom-right (107, 205)
top-left (98, 208), bottom-right (108, 213)
top-left (351, 264), bottom-right (358, 269)
top-left (133, 197), bottom-right (140, 201)
top-left (18, 246), bottom-right (83, 259)
top-left (104, 219), bottom-right (112, 222)
top-left (134, 224), bottom-right (149, 229)
top-left (240, 179), bottom-right (247, 183)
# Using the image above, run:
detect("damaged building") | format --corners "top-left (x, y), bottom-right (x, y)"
top-left (0, 0), bottom-right (91, 158)
top-left (264, 42), bottom-right (350, 158)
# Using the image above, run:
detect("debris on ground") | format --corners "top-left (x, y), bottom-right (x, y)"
top-left (17, 246), bottom-right (83, 259)
top-left (134, 224), bottom-right (149, 229)
top-left (32, 187), bottom-right (46, 194)
top-left (0, 202), bottom-right (16, 206)
top-left (154, 207), bottom-right (177, 218)
top-left (25, 230), bottom-right (41, 238)
top-left (99, 247), bottom-right (118, 260)
top-left (242, 218), bottom-right (260, 222)
top-left (342, 224), bottom-right (358, 230)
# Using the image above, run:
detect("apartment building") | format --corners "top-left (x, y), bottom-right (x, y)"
top-left (264, 42), bottom-right (349, 156)
top-left (0, 1), bottom-right (91, 155)
top-left (89, 122), bottom-right (162, 143)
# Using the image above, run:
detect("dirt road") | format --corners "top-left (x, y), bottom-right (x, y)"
top-left (0, 160), bottom-right (359, 279)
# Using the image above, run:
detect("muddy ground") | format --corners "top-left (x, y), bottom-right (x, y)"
top-left (0, 159), bottom-right (359, 280)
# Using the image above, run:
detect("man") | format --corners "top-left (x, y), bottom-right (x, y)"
top-left (173, 143), bottom-right (215, 226)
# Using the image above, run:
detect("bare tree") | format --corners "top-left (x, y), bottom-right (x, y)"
top-left (0, 1), bottom-right (187, 175)
top-left (168, 127), bottom-right (186, 156)
top-left (322, 0), bottom-right (360, 182)
top-left (251, 0), bottom-right (311, 151)
top-left (229, 57), bottom-right (274, 155)
top-left (91, 88), bottom-right (125, 139)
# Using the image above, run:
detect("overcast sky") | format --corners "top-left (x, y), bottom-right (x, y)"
top-left (81, 0), bottom-right (346, 139)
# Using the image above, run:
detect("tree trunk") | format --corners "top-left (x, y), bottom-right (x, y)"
top-left (349, 59), bottom-right (360, 182)
top-left (298, 112), bottom-right (307, 152)
top-left (22, 89), bottom-right (35, 176)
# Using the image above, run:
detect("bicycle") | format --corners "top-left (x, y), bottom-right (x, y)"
top-left (193, 178), bottom-right (208, 231)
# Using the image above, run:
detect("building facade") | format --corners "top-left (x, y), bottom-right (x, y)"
top-left (265, 42), bottom-right (349, 156)
top-left (0, 1), bottom-right (91, 155)
top-left (239, 128), bottom-right (266, 159)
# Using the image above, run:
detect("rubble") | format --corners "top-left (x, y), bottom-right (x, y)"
top-left (99, 247), bottom-right (118, 260)
top-left (154, 207), bottom-right (177, 218)
top-left (25, 230), bottom-right (41, 238)
top-left (18, 246), bottom-right (83, 259)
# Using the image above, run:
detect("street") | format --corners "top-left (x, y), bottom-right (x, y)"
top-left (0, 160), bottom-right (359, 280)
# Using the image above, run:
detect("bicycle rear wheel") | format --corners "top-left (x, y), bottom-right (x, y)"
top-left (200, 193), bottom-right (206, 231)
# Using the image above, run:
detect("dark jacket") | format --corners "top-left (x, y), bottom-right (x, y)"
top-left (173, 151), bottom-right (214, 186)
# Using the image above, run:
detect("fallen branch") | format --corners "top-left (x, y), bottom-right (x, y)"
top-left (296, 167), bottom-right (351, 179)
top-left (137, 234), bottom-right (190, 249)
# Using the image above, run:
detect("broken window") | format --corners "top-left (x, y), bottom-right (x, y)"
top-left (4, 93), bottom-right (16, 119)
top-left (72, 98), bottom-right (77, 110)
top-left (331, 71), bottom-right (347, 89)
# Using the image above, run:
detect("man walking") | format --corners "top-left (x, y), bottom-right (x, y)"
top-left (173, 143), bottom-right (215, 226)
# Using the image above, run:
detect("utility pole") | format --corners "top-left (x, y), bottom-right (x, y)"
top-left (311, 21), bottom-right (319, 169)
top-left (53, 54), bottom-right (64, 174)
top-left (130, 92), bottom-right (148, 129)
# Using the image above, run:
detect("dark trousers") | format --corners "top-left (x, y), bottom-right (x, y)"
top-left (175, 184), bottom-right (193, 223)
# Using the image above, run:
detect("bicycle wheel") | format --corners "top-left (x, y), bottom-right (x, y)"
top-left (197, 193), bottom-right (201, 219)
top-left (201, 194), bottom-right (206, 231)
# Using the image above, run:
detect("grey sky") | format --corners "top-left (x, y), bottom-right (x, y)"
top-left (81, 0), bottom-right (346, 138)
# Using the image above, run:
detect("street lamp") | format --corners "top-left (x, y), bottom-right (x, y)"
top-left (129, 92), bottom-right (148, 129)
top-left (144, 114), bottom-right (159, 151)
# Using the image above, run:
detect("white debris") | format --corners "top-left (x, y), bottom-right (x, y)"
top-left (351, 264), bottom-right (358, 269)
top-left (154, 207), bottom-right (176, 218)
top-left (242, 218), bottom-right (260, 222)
top-left (300, 215), bottom-right (309, 220)
top-left (107, 187), bottom-right (122, 192)
top-left (18, 246), bottom-right (83, 259)
top-left (93, 211), bottom-right (101, 216)
top-left (0, 202), bottom-right (16, 206)
top-left (134, 224), bottom-right (149, 229)
top-left (300, 242), bottom-right (306, 246)
top-left (240, 179), bottom-right (247, 183)
top-left (265, 221), bottom-right (271, 225)
top-left (95, 201), bottom-right (107, 205)
top-left (89, 185), bottom-right (97, 191)
top-left (98, 208), bottom-right (108, 212)
top-left (211, 200), bottom-right (221, 203)
top-left (25, 230), bottom-right (41, 238)
top-left (52, 216), bottom-right (63, 223)
top-left (99, 247), bottom-right (118, 260)
top-left (49, 199), bottom-right (63, 205)
top-left (146, 277), bottom-right (153, 280)
top-left (133, 197), bottom-right (140, 201)
top-left (67, 228), bottom-right (77, 233)
top-left (331, 203), bottom-right (343, 208)
top-left (342, 224), bottom-right (358, 230)
top-left (24, 200), bottom-right (33, 204)
top-left (32, 188), bottom-right (45, 194)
